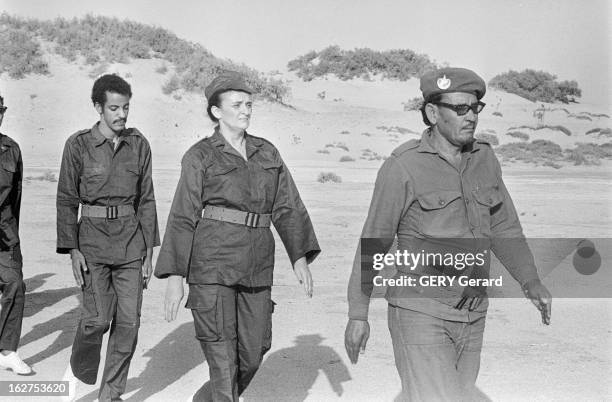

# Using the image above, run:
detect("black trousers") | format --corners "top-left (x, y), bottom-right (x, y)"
top-left (70, 260), bottom-right (143, 401)
top-left (188, 284), bottom-right (274, 402)
top-left (0, 247), bottom-right (25, 352)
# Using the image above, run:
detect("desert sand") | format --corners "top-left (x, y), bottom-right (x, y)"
top-left (0, 56), bottom-right (610, 401)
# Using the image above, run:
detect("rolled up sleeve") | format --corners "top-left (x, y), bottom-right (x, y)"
top-left (271, 156), bottom-right (321, 265)
top-left (56, 140), bottom-right (81, 253)
top-left (154, 152), bottom-right (203, 278)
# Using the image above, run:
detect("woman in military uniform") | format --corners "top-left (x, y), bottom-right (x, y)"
top-left (155, 71), bottom-right (320, 401)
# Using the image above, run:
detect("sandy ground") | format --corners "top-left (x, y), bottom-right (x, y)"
top-left (0, 57), bottom-right (611, 401)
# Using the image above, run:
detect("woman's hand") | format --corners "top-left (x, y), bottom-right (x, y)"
top-left (293, 256), bottom-right (313, 298)
top-left (164, 275), bottom-right (184, 321)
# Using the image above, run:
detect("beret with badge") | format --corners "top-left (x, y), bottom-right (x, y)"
top-left (204, 71), bottom-right (254, 102)
top-left (420, 67), bottom-right (486, 102)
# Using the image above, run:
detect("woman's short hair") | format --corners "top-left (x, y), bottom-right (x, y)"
top-left (206, 90), bottom-right (251, 123)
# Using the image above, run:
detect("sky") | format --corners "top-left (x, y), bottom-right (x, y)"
top-left (1, 0), bottom-right (611, 106)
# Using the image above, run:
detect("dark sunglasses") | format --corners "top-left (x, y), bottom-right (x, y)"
top-left (434, 101), bottom-right (485, 116)
top-left (0, 106), bottom-right (6, 115)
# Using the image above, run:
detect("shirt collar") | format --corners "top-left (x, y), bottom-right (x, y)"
top-left (417, 128), bottom-right (483, 155)
top-left (210, 127), bottom-right (264, 159)
top-left (91, 123), bottom-right (132, 147)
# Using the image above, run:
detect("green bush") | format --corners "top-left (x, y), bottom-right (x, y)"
top-left (489, 69), bottom-right (581, 103)
top-left (402, 97), bottom-right (423, 111)
top-left (0, 28), bottom-right (49, 78)
top-left (0, 14), bottom-right (289, 102)
top-left (288, 46), bottom-right (438, 81)
top-left (162, 74), bottom-right (181, 95)
top-left (317, 172), bottom-right (342, 183)
top-left (496, 140), bottom-right (563, 163)
top-left (475, 132), bottom-right (499, 146)
top-left (506, 131), bottom-right (530, 141)
top-left (339, 155), bottom-right (355, 162)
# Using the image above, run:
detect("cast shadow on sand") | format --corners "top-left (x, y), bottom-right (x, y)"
top-left (392, 384), bottom-right (493, 401)
top-left (20, 273), bottom-right (80, 366)
top-left (77, 322), bottom-right (202, 402)
top-left (241, 334), bottom-right (351, 402)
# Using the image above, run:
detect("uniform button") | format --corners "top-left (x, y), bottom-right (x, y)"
top-left (439, 199), bottom-right (445, 205)
top-left (488, 198), bottom-right (493, 203)
top-left (466, 199), bottom-right (470, 204)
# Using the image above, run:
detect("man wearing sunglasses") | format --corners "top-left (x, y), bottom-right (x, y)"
top-left (345, 67), bottom-right (551, 400)
top-left (0, 95), bottom-right (32, 375)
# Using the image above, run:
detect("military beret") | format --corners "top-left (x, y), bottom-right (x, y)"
top-left (204, 71), bottom-right (253, 102)
top-left (420, 67), bottom-right (486, 101)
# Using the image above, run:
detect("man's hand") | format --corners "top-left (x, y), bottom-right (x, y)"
top-left (142, 248), bottom-right (153, 288)
top-left (344, 319), bottom-right (370, 364)
top-left (69, 249), bottom-right (88, 288)
top-left (164, 275), bottom-right (184, 322)
top-left (293, 256), bottom-right (313, 298)
top-left (523, 279), bottom-right (552, 325)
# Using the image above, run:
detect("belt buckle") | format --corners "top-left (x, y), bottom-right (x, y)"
top-left (106, 205), bottom-right (119, 220)
top-left (245, 212), bottom-right (260, 228)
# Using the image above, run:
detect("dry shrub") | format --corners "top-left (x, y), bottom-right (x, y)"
top-left (475, 132), bottom-right (499, 146)
top-left (506, 131), bottom-right (530, 141)
top-left (317, 172), bottom-right (342, 183)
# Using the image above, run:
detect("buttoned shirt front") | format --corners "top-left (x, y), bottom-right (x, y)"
top-left (154, 129), bottom-right (320, 287)
top-left (56, 123), bottom-right (160, 264)
top-left (0, 134), bottom-right (22, 251)
top-left (348, 129), bottom-right (539, 322)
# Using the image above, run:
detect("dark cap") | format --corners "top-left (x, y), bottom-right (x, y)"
top-left (204, 71), bottom-right (253, 102)
top-left (420, 67), bottom-right (486, 101)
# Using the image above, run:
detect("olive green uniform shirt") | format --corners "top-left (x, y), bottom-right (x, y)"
top-left (348, 129), bottom-right (540, 322)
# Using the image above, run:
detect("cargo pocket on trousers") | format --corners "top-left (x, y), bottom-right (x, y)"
top-left (187, 285), bottom-right (223, 342)
top-left (262, 299), bottom-right (276, 355)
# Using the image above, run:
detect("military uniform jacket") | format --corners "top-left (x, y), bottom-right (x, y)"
top-left (0, 134), bottom-right (22, 251)
top-left (56, 123), bottom-right (160, 264)
top-left (348, 129), bottom-right (540, 322)
top-left (154, 128), bottom-right (321, 287)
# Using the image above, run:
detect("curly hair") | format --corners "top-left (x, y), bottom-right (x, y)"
top-left (91, 74), bottom-right (132, 106)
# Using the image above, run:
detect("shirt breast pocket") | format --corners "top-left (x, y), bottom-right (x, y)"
top-left (257, 160), bottom-right (281, 203)
top-left (473, 186), bottom-right (504, 232)
top-left (117, 163), bottom-right (140, 193)
top-left (417, 190), bottom-right (466, 237)
top-left (0, 156), bottom-right (16, 182)
top-left (205, 164), bottom-right (241, 202)
top-left (81, 165), bottom-right (106, 197)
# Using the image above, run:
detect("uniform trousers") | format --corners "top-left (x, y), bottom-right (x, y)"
top-left (70, 260), bottom-right (143, 401)
top-left (388, 304), bottom-right (486, 402)
top-left (188, 284), bottom-right (274, 402)
top-left (0, 247), bottom-right (25, 352)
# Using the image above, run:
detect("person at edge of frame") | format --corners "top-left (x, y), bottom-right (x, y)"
top-left (56, 74), bottom-right (160, 402)
top-left (154, 71), bottom-right (320, 402)
top-left (344, 67), bottom-right (552, 401)
top-left (0, 94), bottom-right (33, 376)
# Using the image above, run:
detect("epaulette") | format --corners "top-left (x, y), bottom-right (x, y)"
top-left (246, 132), bottom-right (276, 151)
top-left (74, 128), bottom-right (90, 137)
top-left (125, 127), bottom-right (143, 137)
top-left (474, 139), bottom-right (492, 147)
top-left (391, 139), bottom-right (420, 157)
top-left (67, 128), bottom-right (91, 142)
